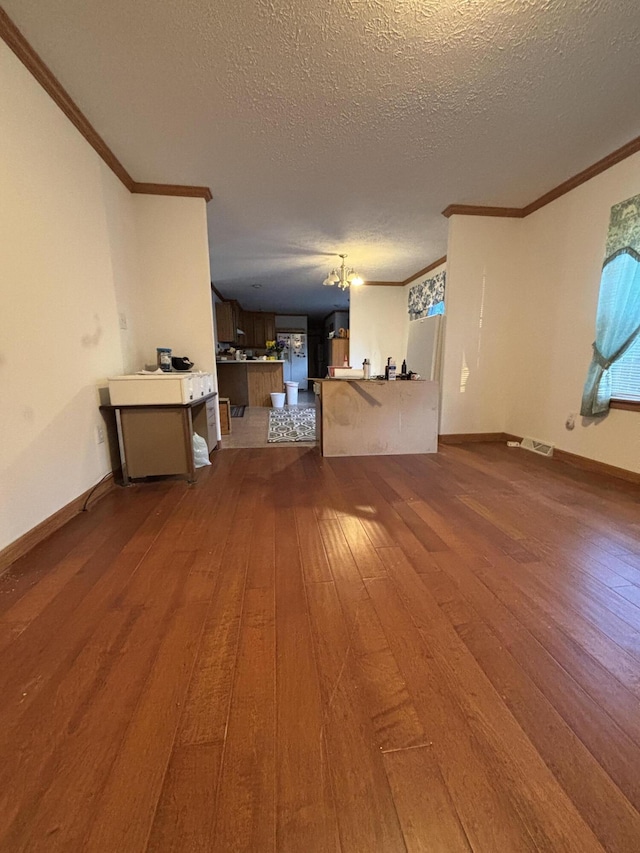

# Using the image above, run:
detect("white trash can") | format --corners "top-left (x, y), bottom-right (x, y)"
top-left (285, 381), bottom-right (299, 405)
top-left (270, 392), bottom-right (286, 408)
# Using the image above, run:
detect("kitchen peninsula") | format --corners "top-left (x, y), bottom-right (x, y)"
top-left (217, 359), bottom-right (284, 406)
top-left (314, 378), bottom-right (439, 457)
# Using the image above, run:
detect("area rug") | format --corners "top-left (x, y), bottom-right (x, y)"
top-left (231, 405), bottom-right (245, 418)
top-left (268, 407), bottom-right (316, 443)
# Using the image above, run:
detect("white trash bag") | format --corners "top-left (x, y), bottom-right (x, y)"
top-left (192, 432), bottom-right (211, 467)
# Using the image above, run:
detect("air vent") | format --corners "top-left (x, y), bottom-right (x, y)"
top-left (520, 437), bottom-right (554, 457)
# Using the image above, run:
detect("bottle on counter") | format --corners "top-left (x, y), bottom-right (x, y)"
top-left (157, 348), bottom-right (172, 372)
top-left (401, 359), bottom-right (407, 377)
top-left (363, 358), bottom-right (371, 380)
top-left (388, 357), bottom-right (397, 381)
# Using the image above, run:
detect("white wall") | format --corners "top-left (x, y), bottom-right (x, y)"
top-left (444, 151), bottom-right (640, 473)
top-left (508, 154), bottom-right (640, 473)
top-left (131, 196), bottom-right (215, 374)
top-left (349, 286), bottom-right (408, 376)
top-left (0, 41), bottom-right (216, 553)
top-left (0, 41), bottom-right (127, 551)
top-left (441, 217), bottom-right (522, 435)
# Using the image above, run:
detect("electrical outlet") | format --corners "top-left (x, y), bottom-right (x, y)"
top-left (95, 425), bottom-right (105, 444)
top-left (118, 312), bottom-right (128, 330)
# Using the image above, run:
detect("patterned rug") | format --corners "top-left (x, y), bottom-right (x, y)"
top-left (268, 406), bottom-right (316, 443)
top-left (231, 405), bottom-right (245, 418)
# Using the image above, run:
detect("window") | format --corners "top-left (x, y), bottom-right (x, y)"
top-left (580, 192), bottom-right (640, 416)
top-left (610, 334), bottom-right (640, 402)
top-left (408, 271), bottom-right (446, 321)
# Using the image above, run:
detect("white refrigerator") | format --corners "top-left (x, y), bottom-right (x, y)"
top-left (279, 333), bottom-right (308, 390)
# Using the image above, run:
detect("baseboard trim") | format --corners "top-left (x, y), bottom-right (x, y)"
top-left (553, 448), bottom-right (640, 485)
top-left (439, 432), bottom-right (640, 485)
top-left (0, 473), bottom-right (116, 575)
top-left (439, 432), bottom-right (513, 444)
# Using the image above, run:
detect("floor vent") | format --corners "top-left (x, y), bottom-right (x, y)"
top-left (520, 437), bottom-right (554, 457)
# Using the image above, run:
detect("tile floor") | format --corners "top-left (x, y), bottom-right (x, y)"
top-left (219, 390), bottom-right (317, 449)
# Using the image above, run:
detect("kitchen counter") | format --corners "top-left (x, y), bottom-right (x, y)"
top-left (216, 359), bottom-right (285, 363)
top-left (216, 360), bottom-right (284, 406)
top-left (314, 378), bottom-right (438, 457)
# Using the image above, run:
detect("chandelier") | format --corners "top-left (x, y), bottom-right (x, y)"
top-left (323, 254), bottom-right (364, 290)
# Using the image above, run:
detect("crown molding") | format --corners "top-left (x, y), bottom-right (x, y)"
top-left (402, 256), bottom-right (447, 284)
top-left (442, 204), bottom-right (524, 219)
top-left (364, 255), bottom-right (448, 288)
top-left (443, 133), bottom-right (640, 221)
top-left (364, 280), bottom-right (404, 287)
top-left (0, 7), bottom-right (134, 190)
top-left (132, 183), bottom-right (213, 202)
top-left (521, 134), bottom-right (640, 216)
top-left (0, 8), bottom-right (212, 203)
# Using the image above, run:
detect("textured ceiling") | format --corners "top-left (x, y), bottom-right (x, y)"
top-left (5, 0), bottom-right (640, 318)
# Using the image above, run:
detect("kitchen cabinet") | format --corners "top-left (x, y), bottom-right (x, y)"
top-left (239, 310), bottom-right (250, 344)
top-left (264, 313), bottom-right (276, 344)
top-left (329, 338), bottom-right (349, 366)
top-left (238, 312), bottom-right (276, 348)
top-left (252, 314), bottom-right (266, 348)
top-left (215, 301), bottom-right (236, 343)
top-left (216, 304), bottom-right (276, 348)
top-left (216, 361), bottom-right (284, 406)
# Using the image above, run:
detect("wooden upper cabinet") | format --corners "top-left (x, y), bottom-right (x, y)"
top-left (215, 301), bottom-right (235, 343)
top-left (244, 312), bottom-right (276, 348)
top-left (264, 313), bottom-right (276, 344)
top-left (252, 314), bottom-right (266, 349)
top-left (216, 306), bottom-right (277, 348)
top-left (238, 310), bottom-right (250, 346)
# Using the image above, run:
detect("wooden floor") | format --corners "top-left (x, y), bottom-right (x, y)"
top-left (2, 443), bottom-right (640, 852)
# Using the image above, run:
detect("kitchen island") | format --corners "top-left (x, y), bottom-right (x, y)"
top-left (216, 359), bottom-right (284, 406)
top-left (314, 378), bottom-right (438, 457)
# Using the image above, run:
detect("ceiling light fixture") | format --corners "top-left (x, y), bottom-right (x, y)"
top-left (323, 254), bottom-right (364, 290)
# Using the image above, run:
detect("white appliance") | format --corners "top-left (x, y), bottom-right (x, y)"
top-left (279, 333), bottom-right (308, 390)
top-left (406, 315), bottom-right (444, 382)
top-left (107, 372), bottom-right (214, 405)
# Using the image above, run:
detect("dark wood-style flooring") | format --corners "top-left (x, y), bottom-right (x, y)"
top-left (1, 443), bottom-right (640, 851)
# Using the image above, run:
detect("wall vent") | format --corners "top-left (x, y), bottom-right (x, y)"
top-left (520, 437), bottom-right (554, 457)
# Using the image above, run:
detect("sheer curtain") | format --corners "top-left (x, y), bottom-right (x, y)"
top-left (580, 249), bottom-right (640, 416)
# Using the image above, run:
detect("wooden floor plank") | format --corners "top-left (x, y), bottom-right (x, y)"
top-left (377, 547), bottom-right (606, 852)
top-left (338, 515), bottom-right (389, 579)
top-left (420, 563), bottom-right (640, 852)
top-left (0, 443), bottom-right (638, 851)
top-left (366, 573), bottom-right (542, 853)
top-left (295, 505), bottom-right (333, 584)
top-left (0, 550), bottom-right (195, 850)
top-left (146, 480), bottom-right (253, 851)
top-left (82, 563), bottom-right (211, 852)
top-left (306, 580), bottom-right (406, 852)
top-left (383, 746), bottom-right (472, 853)
top-left (274, 508), bottom-right (341, 853)
top-left (435, 551), bottom-right (640, 750)
top-left (212, 586), bottom-right (276, 852)
top-left (485, 556), bottom-right (640, 697)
